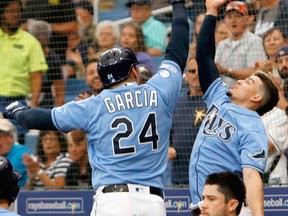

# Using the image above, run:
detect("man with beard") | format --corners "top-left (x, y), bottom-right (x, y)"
top-left (189, 0), bottom-right (279, 215)
top-left (0, 0), bottom-right (47, 143)
top-left (75, 58), bottom-right (103, 101)
top-left (276, 45), bottom-right (288, 100)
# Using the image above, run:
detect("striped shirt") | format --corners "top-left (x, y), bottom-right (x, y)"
top-left (32, 153), bottom-right (72, 189)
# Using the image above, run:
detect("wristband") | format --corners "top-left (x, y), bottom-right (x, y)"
top-left (37, 169), bottom-right (44, 176)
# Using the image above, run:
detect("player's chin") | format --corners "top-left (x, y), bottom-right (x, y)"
top-left (226, 90), bottom-right (232, 97)
top-left (200, 211), bottom-right (209, 216)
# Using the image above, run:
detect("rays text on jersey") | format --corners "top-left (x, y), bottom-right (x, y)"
top-left (104, 90), bottom-right (158, 113)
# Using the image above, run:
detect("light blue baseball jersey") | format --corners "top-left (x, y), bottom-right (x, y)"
top-left (189, 78), bottom-right (268, 204)
top-left (0, 208), bottom-right (20, 216)
top-left (52, 60), bottom-right (182, 190)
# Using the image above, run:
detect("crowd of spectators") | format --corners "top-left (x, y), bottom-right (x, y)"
top-left (0, 0), bottom-right (287, 191)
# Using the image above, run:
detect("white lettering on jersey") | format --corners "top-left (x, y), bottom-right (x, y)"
top-left (135, 91), bottom-right (143, 107)
top-left (124, 92), bottom-right (134, 109)
top-left (115, 94), bottom-right (126, 111)
top-left (104, 97), bottom-right (116, 113)
top-left (104, 90), bottom-right (158, 113)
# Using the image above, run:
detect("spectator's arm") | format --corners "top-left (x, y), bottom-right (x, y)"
top-left (54, 79), bottom-right (65, 107)
top-left (30, 72), bottom-right (43, 108)
top-left (51, 21), bottom-right (78, 35)
top-left (218, 64), bottom-right (256, 79)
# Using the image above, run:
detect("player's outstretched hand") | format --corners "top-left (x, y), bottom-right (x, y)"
top-left (206, 0), bottom-right (229, 14)
top-left (3, 101), bottom-right (29, 119)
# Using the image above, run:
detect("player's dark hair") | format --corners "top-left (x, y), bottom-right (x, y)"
top-left (37, 131), bottom-right (68, 163)
top-left (255, 72), bottom-right (279, 116)
top-left (205, 172), bottom-right (246, 215)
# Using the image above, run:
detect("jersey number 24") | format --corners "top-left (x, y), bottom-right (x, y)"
top-left (111, 113), bottom-right (159, 155)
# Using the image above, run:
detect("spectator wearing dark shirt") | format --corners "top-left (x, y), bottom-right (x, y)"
top-left (28, 19), bottom-right (65, 108)
top-left (170, 56), bottom-right (206, 185)
top-left (22, 0), bottom-right (78, 64)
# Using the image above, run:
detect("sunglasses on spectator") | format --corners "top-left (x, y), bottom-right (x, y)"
top-left (185, 69), bottom-right (197, 73)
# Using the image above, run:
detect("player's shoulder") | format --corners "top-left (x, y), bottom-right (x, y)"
top-left (158, 60), bottom-right (181, 73)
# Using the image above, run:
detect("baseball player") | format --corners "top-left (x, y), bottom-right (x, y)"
top-left (3, 0), bottom-right (189, 215)
top-left (189, 0), bottom-right (279, 216)
top-left (0, 156), bottom-right (20, 216)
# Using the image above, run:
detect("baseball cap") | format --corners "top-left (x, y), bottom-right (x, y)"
top-left (126, 0), bottom-right (152, 7)
top-left (0, 118), bottom-right (17, 136)
top-left (276, 45), bottom-right (288, 60)
top-left (225, 1), bottom-right (248, 16)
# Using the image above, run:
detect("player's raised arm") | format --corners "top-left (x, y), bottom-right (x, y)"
top-left (164, 0), bottom-right (189, 73)
top-left (196, 0), bottom-right (228, 93)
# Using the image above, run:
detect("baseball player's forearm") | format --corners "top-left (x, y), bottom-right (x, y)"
top-left (14, 108), bottom-right (57, 130)
top-left (196, 15), bottom-right (220, 94)
top-left (243, 167), bottom-right (265, 216)
top-left (164, 1), bottom-right (189, 72)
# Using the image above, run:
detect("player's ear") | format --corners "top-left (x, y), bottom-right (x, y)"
top-left (250, 93), bottom-right (263, 103)
top-left (228, 198), bottom-right (239, 213)
top-left (130, 66), bottom-right (140, 83)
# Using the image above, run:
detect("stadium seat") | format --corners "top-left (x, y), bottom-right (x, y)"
top-left (65, 78), bottom-right (89, 103)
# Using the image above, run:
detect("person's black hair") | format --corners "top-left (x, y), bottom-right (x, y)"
top-left (85, 58), bottom-right (99, 68)
top-left (255, 72), bottom-right (279, 116)
top-left (205, 172), bottom-right (246, 215)
top-left (0, 0), bottom-right (22, 17)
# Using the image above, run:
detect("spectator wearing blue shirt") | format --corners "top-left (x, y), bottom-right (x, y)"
top-left (126, 0), bottom-right (167, 56)
top-left (0, 118), bottom-right (30, 188)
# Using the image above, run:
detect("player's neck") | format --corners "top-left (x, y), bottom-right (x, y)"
top-left (110, 77), bottom-right (137, 89)
top-left (0, 200), bottom-right (10, 210)
top-left (231, 99), bottom-right (258, 112)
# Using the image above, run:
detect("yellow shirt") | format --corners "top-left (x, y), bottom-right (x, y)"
top-left (0, 29), bottom-right (48, 96)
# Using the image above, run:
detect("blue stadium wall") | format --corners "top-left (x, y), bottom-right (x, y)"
top-left (16, 187), bottom-right (288, 215)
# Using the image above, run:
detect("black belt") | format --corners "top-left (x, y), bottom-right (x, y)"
top-left (102, 184), bottom-right (164, 199)
top-left (0, 96), bottom-right (25, 102)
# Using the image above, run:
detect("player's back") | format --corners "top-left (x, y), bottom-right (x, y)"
top-left (86, 61), bottom-right (183, 189)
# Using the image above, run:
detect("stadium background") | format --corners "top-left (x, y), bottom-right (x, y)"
top-left (1, 0), bottom-right (287, 215)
